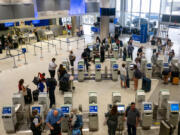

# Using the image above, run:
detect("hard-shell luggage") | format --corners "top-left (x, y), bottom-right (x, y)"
top-left (126, 70), bottom-right (130, 88)
top-left (142, 77), bottom-right (151, 92)
top-left (172, 77), bottom-right (179, 85)
top-left (59, 81), bottom-right (69, 91)
top-left (33, 90), bottom-right (39, 101)
top-left (24, 88), bottom-right (32, 104)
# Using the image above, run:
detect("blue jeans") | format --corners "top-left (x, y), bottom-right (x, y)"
top-left (127, 124), bottom-right (136, 135)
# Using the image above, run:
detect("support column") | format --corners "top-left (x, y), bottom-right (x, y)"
top-left (100, 16), bottom-right (109, 40)
top-left (56, 18), bottom-right (59, 25)
top-left (71, 16), bottom-right (77, 36)
top-left (100, 0), bottom-right (116, 40)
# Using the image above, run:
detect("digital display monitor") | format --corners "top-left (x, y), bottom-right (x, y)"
top-left (164, 63), bottom-right (169, 67)
top-left (113, 64), bottom-right (118, 69)
top-left (4, 22), bottom-right (14, 27)
top-left (2, 107), bottom-right (11, 114)
top-left (147, 64), bottom-right (152, 68)
top-left (89, 106), bottom-right (98, 113)
top-left (32, 20), bottom-right (40, 24)
top-left (88, 46), bottom-right (93, 51)
top-left (117, 105), bottom-right (125, 112)
top-left (96, 64), bottom-right (101, 69)
top-left (69, 0), bottom-right (85, 15)
top-left (144, 104), bottom-right (152, 110)
top-left (170, 104), bottom-right (179, 112)
top-left (32, 106), bottom-right (41, 114)
top-left (78, 65), bottom-right (84, 69)
top-left (61, 106), bottom-right (70, 114)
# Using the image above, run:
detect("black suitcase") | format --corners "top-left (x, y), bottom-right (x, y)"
top-left (126, 70), bottom-right (130, 88)
top-left (142, 77), bottom-right (151, 92)
top-left (33, 90), bottom-right (39, 101)
top-left (13, 42), bottom-right (18, 49)
top-left (0, 47), bottom-right (2, 54)
top-left (59, 81), bottom-right (69, 91)
top-left (24, 88), bottom-right (32, 104)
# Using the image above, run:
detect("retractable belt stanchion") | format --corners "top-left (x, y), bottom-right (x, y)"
top-left (48, 39), bottom-right (50, 52)
top-left (55, 45), bottom-right (58, 56)
top-left (13, 56), bottom-right (17, 68)
top-left (24, 53), bottom-right (28, 65)
top-left (26, 43), bottom-right (28, 52)
top-left (77, 39), bottom-right (79, 49)
top-left (33, 44), bottom-right (36, 56)
top-left (84, 38), bottom-right (85, 49)
top-left (17, 50), bottom-right (21, 61)
top-left (60, 40), bottom-right (62, 50)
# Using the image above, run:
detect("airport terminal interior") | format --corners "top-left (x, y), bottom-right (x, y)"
top-left (0, 0), bottom-right (180, 135)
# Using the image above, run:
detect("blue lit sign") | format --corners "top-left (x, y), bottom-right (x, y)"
top-left (61, 106), bottom-right (70, 114)
top-left (78, 65), bottom-right (84, 69)
top-left (4, 22), bottom-right (14, 27)
top-left (89, 106), bottom-right (98, 113)
top-left (69, 0), bottom-right (85, 15)
top-left (2, 107), bottom-right (11, 114)
top-left (32, 107), bottom-right (41, 114)
top-left (32, 20), bottom-right (40, 24)
top-left (117, 105), bottom-right (125, 112)
top-left (171, 104), bottom-right (179, 112)
top-left (144, 104), bottom-right (152, 111)
top-left (96, 64), bottom-right (101, 69)
top-left (113, 64), bottom-right (118, 69)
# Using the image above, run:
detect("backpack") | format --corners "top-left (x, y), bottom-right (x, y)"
top-left (134, 69), bottom-right (142, 79)
top-left (30, 116), bottom-right (41, 131)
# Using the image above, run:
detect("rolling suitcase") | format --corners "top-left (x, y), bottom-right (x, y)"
top-left (126, 70), bottom-right (130, 88)
top-left (172, 77), bottom-right (179, 85)
top-left (159, 120), bottom-right (175, 135)
top-left (33, 90), bottom-right (39, 101)
top-left (142, 77), bottom-right (151, 92)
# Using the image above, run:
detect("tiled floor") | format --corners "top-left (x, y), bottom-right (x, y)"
top-left (0, 30), bottom-right (180, 135)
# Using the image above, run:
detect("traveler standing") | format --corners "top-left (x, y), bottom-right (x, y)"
top-left (100, 44), bottom-right (105, 63)
top-left (124, 102), bottom-right (140, 135)
top-left (18, 79), bottom-right (28, 96)
top-left (48, 58), bottom-right (57, 78)
top-left (127, 41), bottom-right (134, 60)
top-left (133, 65), bottom-right (142, 91)
top-left (30, 109), bottom-right (42, 135)
top-left (81, 49), bottom-right (89, 72)
top-left (46, 108), bottom-right (64, 135)
top-left (105, 105), bottom-right (118, 135)
top-left (46, 77), bottom-right (57, 108)
top-left (69, 51), bottom-right (76, 67)
top-left (120, 64), bottom-right (127, 88)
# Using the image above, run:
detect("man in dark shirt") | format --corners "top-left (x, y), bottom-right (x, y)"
top-left (46, 78), bottom-right (57, 108)
top-left (81, 49), bottom-right (89, 72)
top-left (124, 102), bottom-right (140, 135)
top-left (137, 46), bottom-right (143, 57)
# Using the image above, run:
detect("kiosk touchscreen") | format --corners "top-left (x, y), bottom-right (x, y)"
top-left (89, 105), bottom-right (98, 113)
top-left (78, 65), bottom-right (84, 70)
top-left (144, 104), bottom-right (152, 111)
top-left (113, 64), bottom-right (118, 70)
top-left (2, 107), bottom-right (12, 114)
top-left (117, 105), bottom-right (125, 113)
top-left (170, 104), bottom-right (179, 112)
top-left (96, 64), bottom-right (101, 70)
top-left (32, 106), bottom-right (41, 114)
top-left (61, 106), bottom-right (70, 114)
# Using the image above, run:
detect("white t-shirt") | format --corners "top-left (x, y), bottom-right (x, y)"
top-left (121, 67), bottom-right (127, 76)
top-left (48, 61), bottom-right (57, 71)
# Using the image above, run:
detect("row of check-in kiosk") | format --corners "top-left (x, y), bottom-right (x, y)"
top-left (2, 88), bottom-right (179, 134)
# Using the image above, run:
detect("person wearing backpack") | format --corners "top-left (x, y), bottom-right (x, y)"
top-left (133, 65), bottom-right (142, 91)
top-left (105, 105), bottom-right (118, 135)
top-left (124, 102), bottom-right (140, 135)
top-left (30, 109), bottom-right (42, 135)
top-left (127, 41), bottom-right (134, 60)
top-left (69, 51), bottom-right (76, 67)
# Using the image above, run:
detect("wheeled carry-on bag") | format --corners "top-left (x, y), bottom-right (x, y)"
top-left (159, 120), bottom-right (175, 135)
top-left (142, 77), bottom-right (151, 92)
top-left (32, 90), bottom-right (39, 101)
top-left (24, 88), bottom-right (32, 104)
top-left (172, 77), bottom-right (179, 85)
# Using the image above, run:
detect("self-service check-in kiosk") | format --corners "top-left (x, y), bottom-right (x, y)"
top-left (163, 63), bottom-right (169, 70)
top-left (89, 104), bottom-right (98, 131)
top-left (12, 93), bottom-right (25, 110)
top-left (112, 92), bottom-right (121, 104)
top-left (146, 63), bottom-right (152, 79)
top-left (30, 105), bottom-right (44, 120)
top-left (112, 63), bottom-right (119, 81)
top-left (141, 58), bottom-right (147, 73)
top-left (61, 105), bottom-right (71, 132)
top-left (2, 106), bottom-right (17, 133)
top-left (64, 92), bottom-right (73, 105)
top-left (38, 92), bottom-right (49, 114)
top-left (141, 102), bottom-right (153, 129)
top-left (128, 64), bottom-right (134, 80)
top-left (110, 58), bottom-right (116, 71)
top-left (89, 92), bottom-right (97, 104)
top-left (126, 58), bottom-right (132, 68)
top-left (78, 63), bottom-right (84, 82)
top-left (135, 90), bottom-right (145, 110)
top-left (158, 89), bottom-right (170, 119)
top-left (166, 101), bottom-right (179, 127)
top-left (95, 63), bottom-right (101, 81)
top-left (62, 60), bottom-right (70, 71)
top-left (113, 48), bottom-right (119, 59)
top-left (116, 104), bottom-right (125, 131)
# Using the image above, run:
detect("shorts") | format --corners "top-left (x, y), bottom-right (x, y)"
top-left (120, 75), bottom-right (126, 81)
